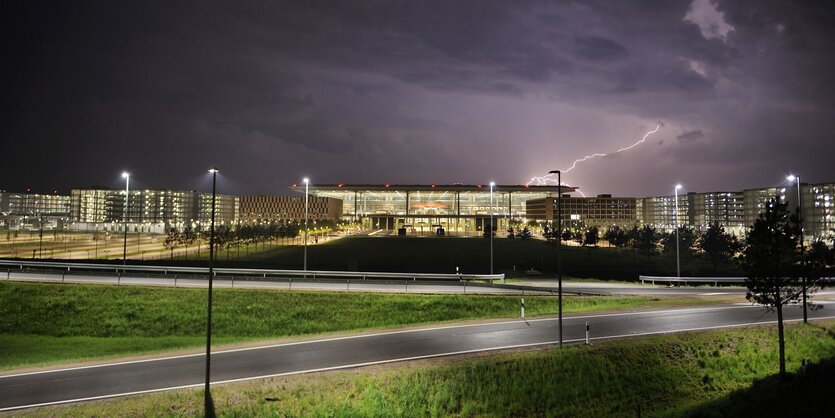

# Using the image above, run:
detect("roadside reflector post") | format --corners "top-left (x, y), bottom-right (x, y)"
top-left (521, 297), bottom-right (525, 319)
top-left (585, 321), bottom-right (590, 345)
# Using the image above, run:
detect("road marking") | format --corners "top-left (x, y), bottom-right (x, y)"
top-left (699, 292), bottom-right (728, 296)
top-left (0, 305), bottom-right (761, 380)
top-left (2, 314), bottom-right (834, 412)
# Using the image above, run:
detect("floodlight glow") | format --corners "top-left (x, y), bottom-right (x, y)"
top-left (676, 184), bottom-right (683, 189)
top-left (787, 175), bottom-right (797, 182)
top-left (208, 167), bottom-right (219, 173)
top-left (122, 171), bottom-right (130, 178)
top-left (303, 177), bottom-right (309, 184)
top-left (489, 181), bottom-right (496, 187)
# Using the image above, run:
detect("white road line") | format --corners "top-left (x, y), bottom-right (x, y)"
top-left (2, 314), bottom-right (834, 412)
top-left (698, 292), bottom-right (728, 296)
top-left (0, 305), bottom-right (761, 380)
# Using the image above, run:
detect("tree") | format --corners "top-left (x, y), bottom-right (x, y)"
top-left (740, 199), bottom-right (802, 378)
top-left (697, 222), bottom-right (740, 275)
top-left (561, 229), bottom-right (572, 242)
top-left (634, 225), bottom-right (659, 260)
top-left (573, 230), bottom-right (584, 245)
top-left (604, 226), bottom-right (629, 251)
top-left (163, 227), bottom-right (180, 259)
top-left (583, 227), bottom-right (599, 247)
top-left (661, 226), bottom-right (696, 258)
top-left (805, 240), bottom-right (834, 298)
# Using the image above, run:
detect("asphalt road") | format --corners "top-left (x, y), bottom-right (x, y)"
top-left (1, 304), bottom-right (833, 411)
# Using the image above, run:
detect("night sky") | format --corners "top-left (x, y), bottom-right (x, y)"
top-left (3, 1), bottom-right (835, 196)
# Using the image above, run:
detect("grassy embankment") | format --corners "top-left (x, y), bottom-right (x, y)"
top-left (16, 322), bottom-right (835, 417)
top-left (168, 236), bottom-right (742, 281)
top-left (0, 281), bottom-right (727, 370)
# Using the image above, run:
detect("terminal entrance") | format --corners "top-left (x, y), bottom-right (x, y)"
top-left (362, 216), bottom-right (504, 237)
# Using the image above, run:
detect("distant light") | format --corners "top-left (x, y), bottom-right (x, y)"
top-left (208, 167), bottom-right (219, 174)
top-left (489, 182), bottom-right (496, 187)
top-left (302, 177), bottom-right (309, 184)
top-left (675, 184), bottom-right (682, 190)
top-left (122, 171), bottom-right (130, 178)
top-left (787, 175), bottom-right (797, 182)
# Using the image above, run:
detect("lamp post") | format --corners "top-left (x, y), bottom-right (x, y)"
top-left (674, 184), bottom-right (683, 278)
top-left (121, 172), bottom-right (130, 265)
top-left (788, 174), bottom-right (806, 323)
top-left (303, 177), bottom-right (309, 272)
top-left (548, 170), bottom-right (563, 348)
top-left (204, 167), bottom-right (219, 414)
top-left (489, 181), bottom-right (495, 275)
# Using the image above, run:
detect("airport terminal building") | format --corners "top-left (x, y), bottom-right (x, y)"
top-left (290, 184), bottom-right (571, 235)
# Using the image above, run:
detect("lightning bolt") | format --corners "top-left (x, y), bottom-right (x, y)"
top-left (526, 123), bottom-right (664, 195)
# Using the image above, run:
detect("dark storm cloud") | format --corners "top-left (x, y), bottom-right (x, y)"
top-left (677, 129), bottom-right (704, 142)
top-left (573, 36), bottom-right (628, 62)
top-left (2, 0), bottom-right (834, 196)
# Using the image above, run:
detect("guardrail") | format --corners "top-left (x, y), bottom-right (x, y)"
top-left (640, 275), bottom-right (834, 286)
top-left (639, 276), bottom-right (746, 285)
top-left (0, 260), bottom-right (504, 282)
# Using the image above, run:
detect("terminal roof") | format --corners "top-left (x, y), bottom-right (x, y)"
top-left (289, 184), bottom-right (575, 193)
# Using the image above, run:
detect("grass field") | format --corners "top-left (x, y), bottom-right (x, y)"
top-left (0, 281), bottom-right (727, 370)
top-left (164, 236), bottom-right (742, 280)
top-left (19, 322), bottom-right (835, 417)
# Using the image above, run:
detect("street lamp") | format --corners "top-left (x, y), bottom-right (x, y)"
top-left (303, 177), bottom-right (309, 272)
top-left (121, 172), bottom-right (130, 265)
top-left (788, 174), bottom-right (807, 323)
top-left (674, 184), bottom-right (683, 278)
top-left (548, 169), bottom-right (563, 348)
top-left (489, 181), bottom-right (495, 275)
top-left (204, 167), bottom-right (219, 414)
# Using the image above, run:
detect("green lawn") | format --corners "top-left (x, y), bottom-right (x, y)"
top-left (0, 281), bottom-right (725, 370)
top-left (19, 322), bottom-right (835, 417)
top-left (166, 236), bottom-right (742, 281)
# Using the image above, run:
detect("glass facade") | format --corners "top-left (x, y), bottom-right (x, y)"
top-left (296, 184), bottom-right (565, 235)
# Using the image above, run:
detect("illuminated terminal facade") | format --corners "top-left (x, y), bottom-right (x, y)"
top-left (527, 195), bottom-right (638, 229)
top-left (290, 184), bottom-right (570, 235)
top-left (0, 191), bottom-right (72, 230)
top-left (69, 188), bottom-right (239, 233)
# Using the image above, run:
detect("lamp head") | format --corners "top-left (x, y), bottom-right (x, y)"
top-left (489, 182), bottom-right (496, 188)
top-left (208, 167), bottom-right (219, 174)
top-left (675, 184), bottom-right (682, 190)
top-left (787, 175), bottom-right (797, 182)
top-left (303, 177), bottom-right (309, 184)
top-left (122, 171), bottom-right (130, 178)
